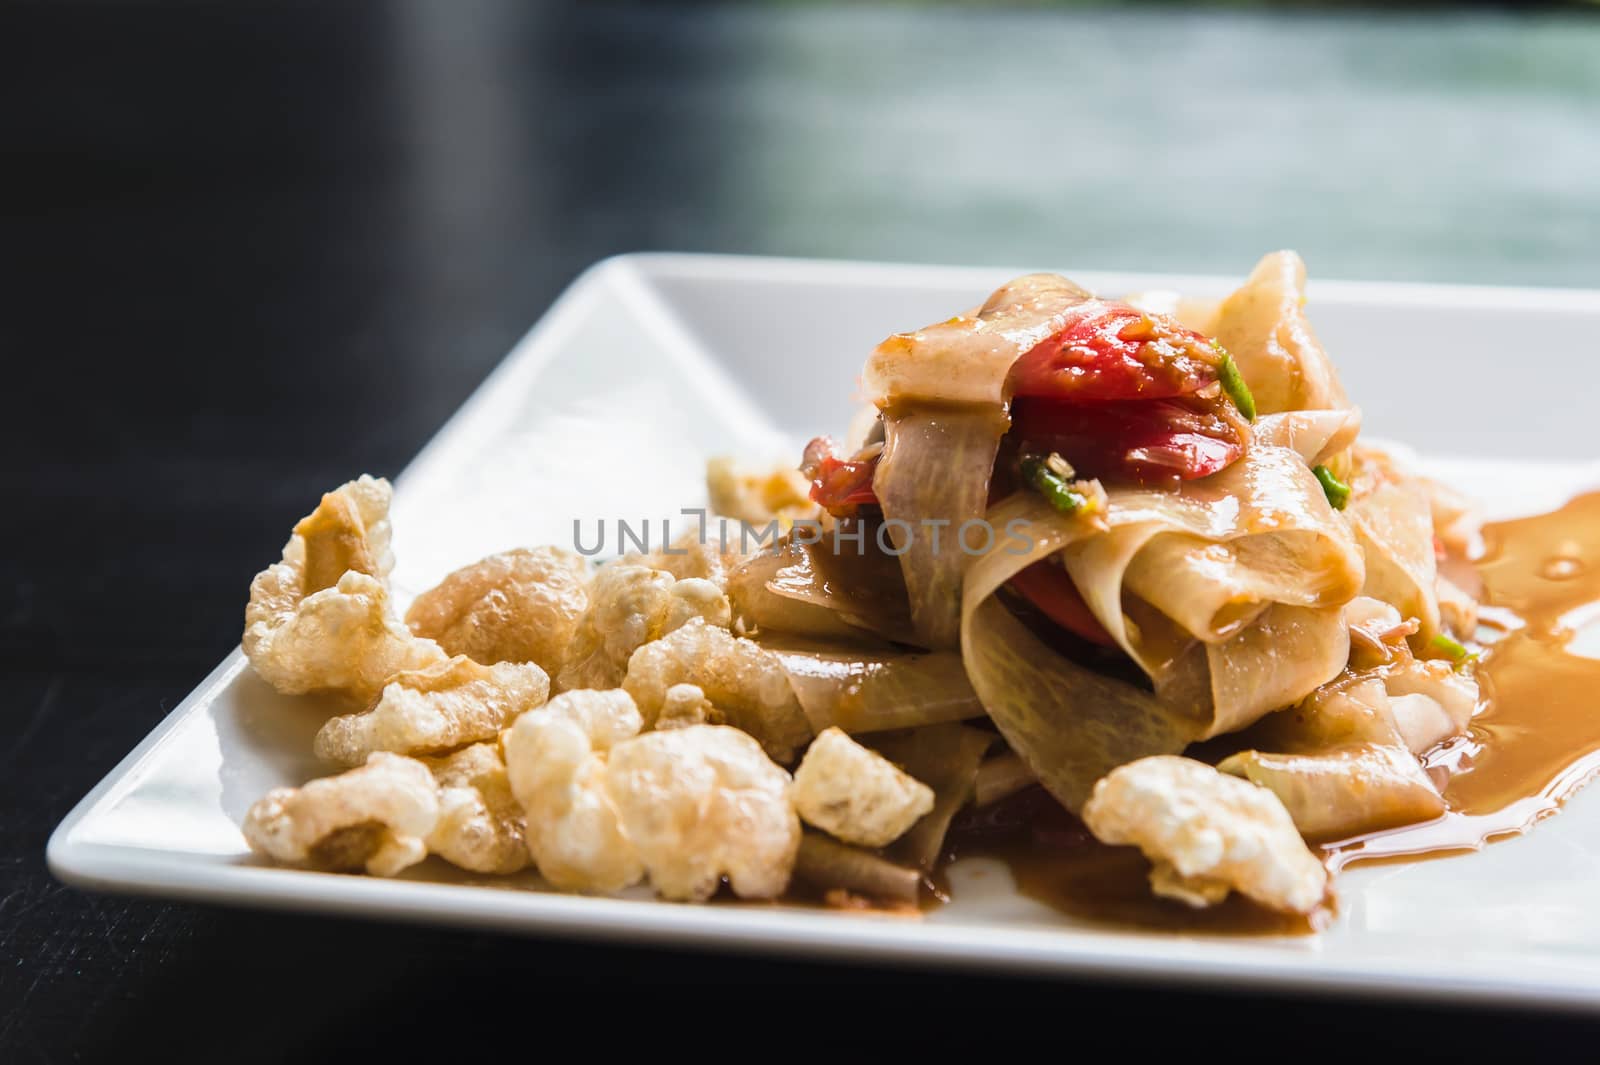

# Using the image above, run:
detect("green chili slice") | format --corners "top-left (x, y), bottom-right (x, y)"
top-left (1021, 454), bottom-right (1089, 515)
top-left (1213, 343), bottom-right (1256, 422)
top-left (1430, 632), bottom-right (1476, 664)
top-left (1313, 464), bottom-right (1351, 510)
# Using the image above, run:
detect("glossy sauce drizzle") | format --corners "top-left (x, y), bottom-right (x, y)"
top-left (945, 491), bottom-right (1600, 932)
top-left (1329, 490), bottom-right (1600, 869)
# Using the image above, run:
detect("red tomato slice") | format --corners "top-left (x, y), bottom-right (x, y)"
top-left (1005, 301), bottom-right (1243, 484)
top-left (803, 436), bottom-right (879, 514)
top-left (1010, 396), bottom-right (1243, 484)
top-left (1007, 561), bottom-right (1116, 647)
top-left (1009, 301), bottom-right (1216, 404)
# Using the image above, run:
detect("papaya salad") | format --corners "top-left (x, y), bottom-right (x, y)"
top-left (238, 252), bottom-right (1495, 926)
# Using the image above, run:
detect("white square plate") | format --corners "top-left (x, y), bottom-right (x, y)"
top-left (48, 254), bottom-right (1600, 1008)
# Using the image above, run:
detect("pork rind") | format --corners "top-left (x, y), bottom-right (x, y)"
top-left (705, 455), bottom-right (818, 527)
top-left (313, 656), bottom-right (550, 766)
top-left (624, 529), bottom-right (750, 591)
top-left (292, 474), bottom-right (396, 587)
top-left (623, 618), bottom-right (813, 763)
top-left (405, 546), bottom-right (589, 675)
top-left (242, 752), bottom-right (439, 877)
top-left (243, 476), bottom-right (444, 703)
top-left (791, 727), bottom-right (935, 847)
top-left (606, 725), bottom-right (801, 902)
top-left (1081, 756), bottom-right (1328, 914)
top-left (555, 565), bottom-right (731, 692)
top-left (247, 571), bottom-right (446, 705)
top-left (422, 742), bottom-right (529, 875)
top-left (503, 689), bottom-right (645, 893)
top-left (655, 683), bottom-right (723, 730)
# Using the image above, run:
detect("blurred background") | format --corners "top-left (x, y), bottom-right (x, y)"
top-left (4, 1), bottom-right (1599, 1058)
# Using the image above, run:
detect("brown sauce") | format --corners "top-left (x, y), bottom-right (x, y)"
top-left (1329, 490), bottom-right (1600, 870)
top-left (941, 783), bottom-right (1326, 934)
top-left (948, 836), bottom-right (1325, 935)
top-left (946, 491), bottom-right (1600, 930)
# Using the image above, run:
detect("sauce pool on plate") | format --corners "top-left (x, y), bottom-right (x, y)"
top-left (1330, 490), bottom-right (1600, 870)
top-left (944, 491), bottom-right (1600, 932)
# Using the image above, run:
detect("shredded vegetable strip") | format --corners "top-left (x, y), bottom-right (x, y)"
top-left (792, 832), bottom-right (920, 904)
top-left (872, 406), bottom-right (1009, 650)
top-left (973, 751), bottom-right (1037, 807)
top-left (871, 725), bottom-right (994, 872)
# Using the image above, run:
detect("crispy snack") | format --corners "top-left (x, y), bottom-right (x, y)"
top-left (705, 456), bottom-right (818, 527)
top-left (405, 546), bottom-right (590, 675)
top-left (241, 753), bottom-right (439, 877)
top-left (243, 477), bottom-right (444, 703)
top-left (313, 656), bottom-right (550, 766)
top-left (503, 689), bottom-right (645, 893)
top-left (246, 571), bottom-right (446, 705)
top-left (606, 725), bottom-right (801, 902)
top-left (654, 683), bottom-right (724, 730)
top-left (1082, 755), bottom-right (1328, 914)
top-left (422, 742), bottom-right (529, 875)
top-left (791, 727), bottom-right (935, 847)
top-left (623, 618), bottom-right (813, 763)
top-left (555, 565), bottom-right (731, 692)
top-left (624, 528), bottom-right (750, 592)
top-left (294, 474), bottom-right (395, 587)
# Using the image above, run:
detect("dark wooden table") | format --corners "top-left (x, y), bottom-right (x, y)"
top-left (5, 2), bottom-right (1599, 1059)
